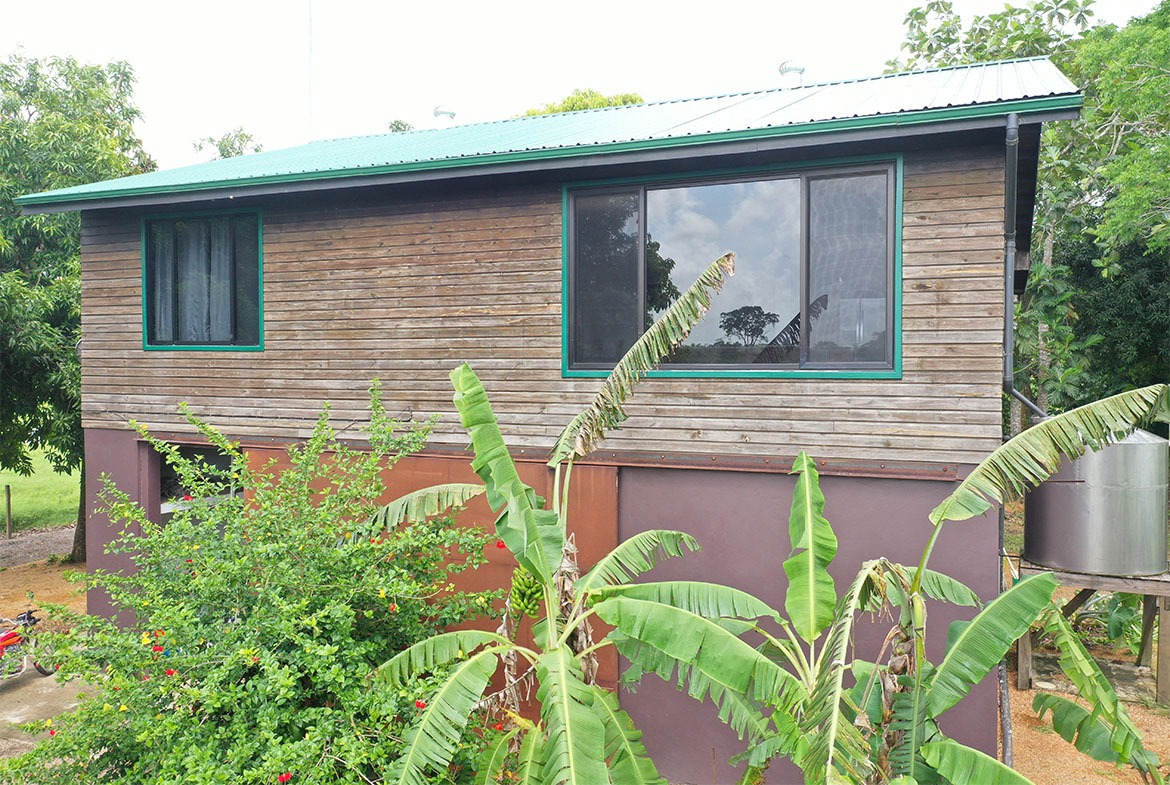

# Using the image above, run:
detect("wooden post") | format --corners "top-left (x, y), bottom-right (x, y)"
top-left (1139, 595), bottom-right (1157, 668)
top-left (1159, 596), bottom-right (1170, 706)
top-left (1017, 628), bottom-right (1033, 690)
top-left (4, 484), bottom-right (10, 539)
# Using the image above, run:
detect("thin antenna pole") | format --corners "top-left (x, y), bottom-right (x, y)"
top-left (307, 0), bottom-right (315, 141)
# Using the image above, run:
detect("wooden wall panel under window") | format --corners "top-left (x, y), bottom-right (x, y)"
top-left (79, 145), bottom-right (1006, 468)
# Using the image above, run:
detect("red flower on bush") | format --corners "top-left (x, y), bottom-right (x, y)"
top-left (152, 645), bottom-right (164, 653)
top-left (388, 603), bottom-right (398, 613)
top-left (415, 699), bottom-right (427, 709)
top-left (165, 668), bottom-right (177, 677)
top-left (182, 495), bottom-right (193, 502)
top-left (48, 729), bottom-right (57, 737)
top-left (493, 722), bottom-right (504, 731)
top-left (277, 774), bottom-right (292, 783)
top-left (495, 540), bottom-right (506, 549)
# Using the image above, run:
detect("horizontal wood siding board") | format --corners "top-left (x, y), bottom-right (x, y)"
top-left (79, 147), bottom-right (1007, 466)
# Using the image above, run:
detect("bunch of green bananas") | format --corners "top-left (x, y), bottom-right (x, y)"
top-left (509, 566), bottom-right (543, 619)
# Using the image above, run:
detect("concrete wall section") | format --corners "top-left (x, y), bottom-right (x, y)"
top-left (617, 465), bottom-right (999, 785)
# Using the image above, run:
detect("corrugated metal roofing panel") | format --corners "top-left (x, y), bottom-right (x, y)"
top-left (17, 57), bottom-right (1080, 210)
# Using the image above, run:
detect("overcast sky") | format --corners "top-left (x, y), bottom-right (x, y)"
top-left (0, 0), bottom-right (1158, 170)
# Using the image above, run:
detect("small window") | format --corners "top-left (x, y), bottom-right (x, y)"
top-left (566, 164), bottom-right (895, 372)
top-left (144, 213), bottom-right (261, 348)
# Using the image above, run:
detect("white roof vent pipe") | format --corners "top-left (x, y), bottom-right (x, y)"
top-left (779, 61), bottom-right (806, 89)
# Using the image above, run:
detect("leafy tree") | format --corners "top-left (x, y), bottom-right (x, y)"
top-left (719, 304), bottom-right (780, 347)
top-left (889, 0), bottom-right (1094, 71)
top-left (523, 88), bottom-right (643, 116)
top-left (388, 119), bottom-right (414, 133)
top-left (893, 0), bottom-right (1170, 414)
top-left (2, 400), bottom-right (499, 784)
top-left (1065, 232), bottom-right (1170, 402)
top-left (0, 54), bottom-right (154, 560)
top-left (194, 126), bottom-right (262, 158)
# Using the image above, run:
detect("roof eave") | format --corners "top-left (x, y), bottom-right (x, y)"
top-left (18, 95), bottom-right (1081, 215)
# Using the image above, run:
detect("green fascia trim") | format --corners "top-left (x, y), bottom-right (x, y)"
top-left (17, 94), bottom-right (1081, 208)
top-left (560, 154), bottom-right (905, 379)
top-left (140, 208), bottom-right (265, 352)
top-left (563, 368), bottom-right (904, 380)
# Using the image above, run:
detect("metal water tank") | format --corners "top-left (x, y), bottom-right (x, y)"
top-left (1024, 430), bottom-right (1168, 576)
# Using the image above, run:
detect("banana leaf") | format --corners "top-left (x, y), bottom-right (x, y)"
top-left (450, 363), bottom-right (563, 582)
top-left (920, 738), bottom-right (1035, 785)
top-left (575, 529), bottom-right (700, 592)
top-left (536, 647), bottom-right (608, 785)
top-left (361, 482), bottom-right (485, 538)
top-left (783, 451), bottom-right (838, 645)
top-left (930, 384), bottom-right (1169, 526)
top-left (385, 648), bottom-right (501, 785)
top-left (924, 572), bottom-right (1057, 717)
top-left (590, 685), bottom-right (668, 785)
top-left (548, 252), bottom-right (735, 466)
top-left (587, 580), bottom-right (780, 622)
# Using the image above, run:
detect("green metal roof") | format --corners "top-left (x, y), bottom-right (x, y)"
top-left (18, 57), bottom-right (1080, 212)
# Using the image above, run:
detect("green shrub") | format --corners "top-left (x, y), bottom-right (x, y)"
top-left (1, 403), bottom-right (500, 784)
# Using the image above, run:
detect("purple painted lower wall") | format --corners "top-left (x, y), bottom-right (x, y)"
top-left (82, 427), bottom-right (999, 784)
top-left (617, 466), bottom-right (999, 785)
top-left (83, 428), bottom-right (160, 621)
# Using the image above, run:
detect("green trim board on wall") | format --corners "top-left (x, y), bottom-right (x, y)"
top-left (139, 208), bottom-right (265, 352)
top-left (560, 155), bottom-right (905, 380)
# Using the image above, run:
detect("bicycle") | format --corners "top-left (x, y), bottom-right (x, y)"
top-left (0, 610), bottom-right (58, 679)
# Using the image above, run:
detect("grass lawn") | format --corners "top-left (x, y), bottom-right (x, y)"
top-left (0, 451), bottom-right (79, 533)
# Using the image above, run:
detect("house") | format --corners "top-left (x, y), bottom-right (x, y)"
top-left (18, 57), bottom-right (1080, 783)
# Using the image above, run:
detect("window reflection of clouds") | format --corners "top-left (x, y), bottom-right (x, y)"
top-left (648, 178), bottom-right (800, 347)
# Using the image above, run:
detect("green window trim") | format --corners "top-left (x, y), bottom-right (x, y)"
top-left (141, 209), bottom-right (265, 352)
top-left (561, 155), bottom-right (903, 379)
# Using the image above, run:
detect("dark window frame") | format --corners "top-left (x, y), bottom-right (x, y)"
top-left (141, 210), bottom-right (264, 351)
top-left (563, 159), bottom-right (901, 378)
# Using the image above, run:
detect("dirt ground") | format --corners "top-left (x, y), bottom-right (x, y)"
top-left (2, 541), bottom-right (1169, 782)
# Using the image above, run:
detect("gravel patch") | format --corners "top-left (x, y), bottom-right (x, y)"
top-left (0, 526), bottom-right (75, 569)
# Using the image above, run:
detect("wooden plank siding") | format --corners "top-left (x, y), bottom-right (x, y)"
top-left (79, 146), bottom-right (1007, 466)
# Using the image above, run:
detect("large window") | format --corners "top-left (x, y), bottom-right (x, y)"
top-left (144, 213), bottom-right (261, 349)
top-left (567, 163), bottom-right (896, 373)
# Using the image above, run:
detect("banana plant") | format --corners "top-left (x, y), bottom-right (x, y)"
top-left (730, 384), bottom-right (1170, 785)
top-left (371, 253), bottom-right (811, 785)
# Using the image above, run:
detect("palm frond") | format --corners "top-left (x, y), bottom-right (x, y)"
top-left (590, 685), bottom-right (668, 785)
top-left (450, 363), bottom-right (564, 582)
top-left (374, 629), bottom-right (512, 687)
top-left (930, 384), bottom-right (1169, 526)
top-left (575, 530), bottom-right (700, 593)
top-left (385, 649), bottom-right (500, 785)
top-left (536, 647), bottom-right (608, 785)
top-left (920, 738), bottom-right (1036, 785)
top-left (361, 483), bottom-right (486, 538)
top-left (798, 560), bottom-right (886, 785)
top-left (924, 572), bottom-right (1057, 717)
top-left (1040, 608), bottom-right (1164, 781)
top-left (548, 252), bottom-right (735, 466)
top-left (784, 451), bottom-right (838, 645)
top-left (588, 580), bottom-right (780, 622)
